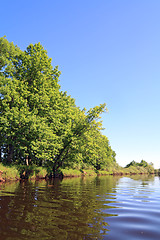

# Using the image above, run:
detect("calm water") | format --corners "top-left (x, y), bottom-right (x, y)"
top-left (0, 175), bottom-right (160, 240)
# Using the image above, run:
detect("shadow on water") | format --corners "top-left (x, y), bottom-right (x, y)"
top-left (0, 175), bottom-right (160, 239)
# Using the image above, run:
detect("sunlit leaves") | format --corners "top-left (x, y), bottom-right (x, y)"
top-left (0, 37), bottom-right (116, 173)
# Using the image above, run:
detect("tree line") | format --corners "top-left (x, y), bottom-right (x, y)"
top-left (0, 37), bottom-right (116, 177)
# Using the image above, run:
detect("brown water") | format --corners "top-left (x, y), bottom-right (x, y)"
top-left (0, 175), bottom-right (160, 240)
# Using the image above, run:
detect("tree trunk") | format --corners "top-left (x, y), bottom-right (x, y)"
top-left (6, 144), bottom-right (14, 164)
top-left (26, 155), bottom-right (29, 166)
top-left (0, 146), bottom-right (2, 162)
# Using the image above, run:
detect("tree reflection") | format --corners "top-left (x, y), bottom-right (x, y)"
top-left (0, 176), bottom-right (121, 239)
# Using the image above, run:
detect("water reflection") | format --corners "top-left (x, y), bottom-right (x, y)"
top-left (0, 176), bottom-right (160, 239)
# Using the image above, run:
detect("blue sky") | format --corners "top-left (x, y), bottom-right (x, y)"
top-left (1, 0), bottom-right (160, 168)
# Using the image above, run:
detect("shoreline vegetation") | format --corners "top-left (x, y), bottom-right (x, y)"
top-left (0, 160), bottom-right (158, 183)
top-left (0, 37), bottom-right (158, 183)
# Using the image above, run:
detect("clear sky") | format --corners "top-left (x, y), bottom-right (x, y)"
top-left (1, 0), bottom-right (160, 168)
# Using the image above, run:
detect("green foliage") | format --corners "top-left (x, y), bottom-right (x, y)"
top-left (0, 163), bottom-right (19, 180)
top-left (125, 160), bottom-right (138, 168)
top-left (0, 37), bottom-right (116, 176)
top-left (16, 164), bottom-right (47, 179)
top-left (125, 160), bottom-right (154, 174)
top-left (61, 168), bottom-right (82, 177)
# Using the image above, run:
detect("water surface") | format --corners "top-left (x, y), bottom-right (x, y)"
top-left (0, 175), bottom-right (160, 239)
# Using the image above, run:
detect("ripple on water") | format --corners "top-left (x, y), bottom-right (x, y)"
top-left (102, 176), bottom-right (160, 240)
top-left (0, 176), bottom-right (160, 239)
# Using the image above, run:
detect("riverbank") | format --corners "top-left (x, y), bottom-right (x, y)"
top-left (0, 163), bottom-right (47, 182)
top-left (0, 163), bottom-right (157, 182)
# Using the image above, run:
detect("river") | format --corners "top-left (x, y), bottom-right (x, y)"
top-left (0, 175), bottom-right (160, 239)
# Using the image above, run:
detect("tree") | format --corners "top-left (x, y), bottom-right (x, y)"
top-left (50, 104), bottom-right (108, 175)
top-left (0, 37), bottom-right (116, 177)
top-left (0, 37), bottom-right (23, 163)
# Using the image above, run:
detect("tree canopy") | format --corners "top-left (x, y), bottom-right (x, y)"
top-left (0, 37), bottom-right (116, 176)
top-left (125, 160), bottom-right (154, 174)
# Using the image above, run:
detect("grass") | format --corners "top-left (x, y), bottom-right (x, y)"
top-left (61, 168), bottom-right (82, 177)
top-left (83, 169), bottom-right (97, 176)
top-left (29, 166), bottom-right (47, 180)
top-left (0, 163), bottom-right (48, 181)
top-left (98, 170), bottom-right (113, 175)
top-left (0, 162), bottom-right (155, 182)
top-left (0, 163), bottom-right (19, 181)
top-left (61, 168), bottom-right (98, 177)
